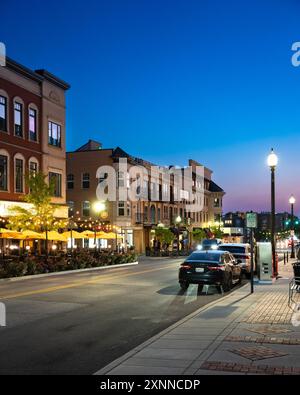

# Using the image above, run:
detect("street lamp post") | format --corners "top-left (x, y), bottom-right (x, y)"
top-left (289, 195), bottom-right (296, 259)
top-left (267, 148), bottom-right (278, 277)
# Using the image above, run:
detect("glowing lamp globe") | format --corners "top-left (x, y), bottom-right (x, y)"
top-left (267, 149), bottom-right (278, 168)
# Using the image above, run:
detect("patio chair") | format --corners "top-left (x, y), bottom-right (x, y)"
top-left (288, 262), bottom-right (300, 306)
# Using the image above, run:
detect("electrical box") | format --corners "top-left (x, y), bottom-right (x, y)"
top-left (256, 242), bottom-right (273, 281)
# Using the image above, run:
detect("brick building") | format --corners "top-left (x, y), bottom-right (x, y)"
top-left (0, 57), bottom-right (70, 220)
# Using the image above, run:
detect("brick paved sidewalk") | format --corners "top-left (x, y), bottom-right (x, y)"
top-left (95, 259), bottom-right (300, 375)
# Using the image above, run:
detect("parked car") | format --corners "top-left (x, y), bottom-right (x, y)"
top-left (178, 250), bottom-right (242, 291)
top-left (218, 243), bottom-right (252, 278)
top-left (201, 238), bottom-right (222, 250)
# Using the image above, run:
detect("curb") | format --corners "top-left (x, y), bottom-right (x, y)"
top-left (0, 261), bottom-right (139, 283)
top-left (94, 281), bottom-right (251, 375)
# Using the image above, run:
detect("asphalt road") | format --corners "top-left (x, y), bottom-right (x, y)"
top-left (0, 257), bottom-right (246, 375)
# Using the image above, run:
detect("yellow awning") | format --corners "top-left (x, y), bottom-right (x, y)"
top-left (96, 232), bottom-right (123, 240)
top-left (80, 230), bottom-right (96, 239)
top-left (14, 230), bottom-right (46, 240)
top-left (0, 228), bottom-right (20, 239)
top-left (43, 231), bottom-right (67, 242)
top-left (62, 230), bottom-right (85, 239)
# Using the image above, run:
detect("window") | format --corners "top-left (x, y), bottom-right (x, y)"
top-left (118, 201), bottom-right (125, 216)
top-left (49, 172), bottom-right (62, 197)
top-left (67, 201), bottom-right (74, 217)
top-left (118, 171), bottom-right (125, 187)
top-left (14, 102), bottom-right (23, 137)
top-left (82, 173), bottom-right (90, 189)
top-left (0, 96), bottom-right (7, 132)
top-left (29, 108), bottom-right (37, 141)
top-left (29, 161), bottom-right (38, 176)
top-left (15, 158), bottom-right (24, 193)
top-left (214, 198), bottom-right (220, 207)
top-left (67, 174), bottom-right (74, 189)
top-left (0, 155), bottom-right (8, 191)
top-left (82, 201), bottom-right (90, 217)
top-left (48, 121), bottom-right (61, 147)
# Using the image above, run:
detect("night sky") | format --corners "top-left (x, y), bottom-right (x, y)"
top-left (1, 0), bottom-right (300, 214)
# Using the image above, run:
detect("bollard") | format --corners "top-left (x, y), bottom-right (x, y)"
top-left (284, 252), bottom-right (286, 265)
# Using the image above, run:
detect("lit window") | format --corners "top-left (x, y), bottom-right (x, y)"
top-left (14, 102), bottom-right (23, 137)
top-left (29, 108), bottom-right (37, 141)
top-left (48, 121), bottom-right (61, 147)
top-left (29, 161), bottom-right (38, 176)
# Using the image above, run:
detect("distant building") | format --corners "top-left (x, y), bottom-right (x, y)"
top-left (66, 140), bottom-right (225, 253)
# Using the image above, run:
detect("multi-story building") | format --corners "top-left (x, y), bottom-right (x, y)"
top-left (66, 140), bottom-right (225, 253)
top-left (0, 57), bottom-right (70, 220)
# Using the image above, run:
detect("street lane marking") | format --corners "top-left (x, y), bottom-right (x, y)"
top-left (0, 264), bottom-right (178, 300)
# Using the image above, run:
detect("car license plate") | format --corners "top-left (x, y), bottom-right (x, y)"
top-left (196, 268), bottom-right (204, 273)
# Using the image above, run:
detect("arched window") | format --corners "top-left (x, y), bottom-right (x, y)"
top-left (150, 205), bottom-right (156, 224)
top-left (0, 89), bottom-right (9, 133)
top-left (14, 153), bottom-right (25, 193)
top-left (0, 148), bottom-right (9, 192)
top-left (28, 156), bottom-right (39, 176)
top-left (13, 97), bottom-right (24, 138)
top-left (28, 103), bottom-right (39, 142)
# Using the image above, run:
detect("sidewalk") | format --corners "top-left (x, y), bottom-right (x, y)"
top-left (95, 260), bottom-right (300, 375)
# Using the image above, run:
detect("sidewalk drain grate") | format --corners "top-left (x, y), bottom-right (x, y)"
top-left (200, 361), bottom-right (300, 374)
top-left (225, 335), bottom-right (300, 345)
top-left (229, 346), bottom-right (288, 361)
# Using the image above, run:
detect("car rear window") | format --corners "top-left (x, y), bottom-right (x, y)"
top-left (186, 252), bottom-right (220, 262)
top-left (218, 246), bottom-right (246, 254)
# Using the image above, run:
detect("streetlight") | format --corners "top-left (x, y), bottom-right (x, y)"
top-left (267, 148), bottom-right (278, 277)
top-left (289, 195), bottom-right (296, 259)
top-left (175, 216), bottom-right (182, 255)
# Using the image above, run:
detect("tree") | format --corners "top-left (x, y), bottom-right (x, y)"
top-left (8, 172), bottom-right (67, 256)
top-left (192, 229), bottom-right (206, 244)
top-left (154, 227), bottom-right (175, 249)
top-left (210, 226), bottom-right (224, 239)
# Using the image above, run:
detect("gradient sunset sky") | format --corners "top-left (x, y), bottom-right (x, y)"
top-left (2, 0), bottom-right (300, 214)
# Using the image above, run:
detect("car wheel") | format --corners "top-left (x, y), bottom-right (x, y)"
top-left (180, 281), bottom-right (189, 290)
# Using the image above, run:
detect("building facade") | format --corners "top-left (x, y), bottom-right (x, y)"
top-left (66, 140), bottom-right (225, 253)
top-left (0, 58), bottom-right (70, 220)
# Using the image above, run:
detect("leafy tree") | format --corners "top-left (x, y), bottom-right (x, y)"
top-left (210, 226), bottom-right (224, 239)
top-left (192, 229), bottom-right (206, 243)
top-left (154, 227), bottom-right (175, 247)
top-left (8, 172), bottom-right (67, 255)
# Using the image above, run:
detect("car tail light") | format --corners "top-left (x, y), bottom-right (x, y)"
top-left (181, 264), bottom-right (192, 269)
top-left (207, 266), bottom-right (224, 271)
